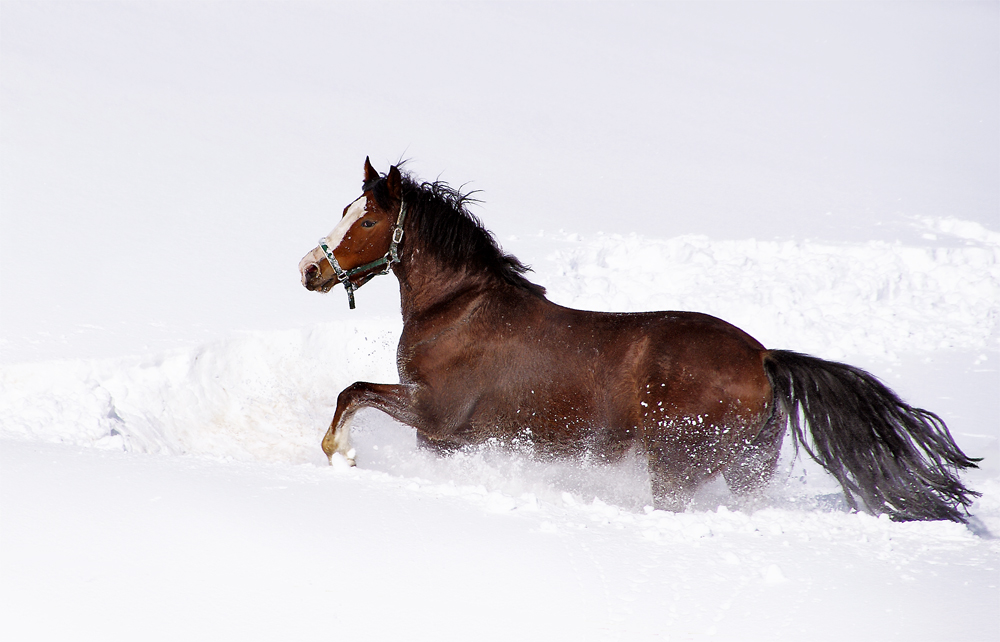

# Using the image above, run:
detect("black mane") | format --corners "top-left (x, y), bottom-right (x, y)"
top-left (369, 172), bottom-right (546, 297)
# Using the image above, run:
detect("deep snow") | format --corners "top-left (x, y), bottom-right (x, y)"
top-left (2, 2), bottom-right (999, 641)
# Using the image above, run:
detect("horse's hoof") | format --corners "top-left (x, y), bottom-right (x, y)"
top-left (327, 448), bottom-right (357, 468)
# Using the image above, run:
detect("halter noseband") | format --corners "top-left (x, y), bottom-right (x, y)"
top-left (318, 198), bottom-right (407, 309)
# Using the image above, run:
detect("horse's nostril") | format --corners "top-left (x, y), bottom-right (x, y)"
top-left (305, 263), bottom-right (320, 279)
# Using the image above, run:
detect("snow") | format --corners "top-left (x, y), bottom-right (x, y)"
top-left (3, 439), bottom-right (997, 642)
top-left (2, 2), bottom-right (998, 641)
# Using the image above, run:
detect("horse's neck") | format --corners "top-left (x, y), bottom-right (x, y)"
top-left (394, 243), bottom-right (499, 322)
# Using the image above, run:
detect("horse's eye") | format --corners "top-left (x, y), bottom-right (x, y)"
top-left (361, 219), bottom-right (377, 228)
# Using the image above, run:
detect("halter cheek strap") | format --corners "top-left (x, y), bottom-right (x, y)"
top-left (318, 198), bottom-right (407, 309)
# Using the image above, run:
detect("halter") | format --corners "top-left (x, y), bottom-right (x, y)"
top-left (318, 198), bottom-right (407, 309)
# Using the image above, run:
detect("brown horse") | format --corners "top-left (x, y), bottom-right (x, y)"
top-left (299, 158), bottom-right (980, 522)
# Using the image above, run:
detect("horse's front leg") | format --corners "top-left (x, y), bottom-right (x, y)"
top-left (321, 382), bottom-right (418, 464)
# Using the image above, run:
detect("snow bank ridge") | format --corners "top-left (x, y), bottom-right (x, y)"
top-left (544, 232), bottom-right (999, 358)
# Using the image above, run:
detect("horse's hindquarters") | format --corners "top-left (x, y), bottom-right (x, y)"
top-left (628, 313), bottom-right (775, 509)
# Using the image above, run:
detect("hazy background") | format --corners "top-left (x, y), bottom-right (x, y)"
top-left (2, 1), bottom-right (997, 362)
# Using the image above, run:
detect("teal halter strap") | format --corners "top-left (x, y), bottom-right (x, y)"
top-left (318, 198), bottom-right (407, 309)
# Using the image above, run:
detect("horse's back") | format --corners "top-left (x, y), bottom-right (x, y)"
top-left (473, 295), bottom-right (773, 413)
top-left (480, 300), bottom-right (772, 434)
top-left (546, 305), bottom-right (768, 383)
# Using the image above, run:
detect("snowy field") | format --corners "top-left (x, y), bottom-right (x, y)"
top-left (2, 2), bottom-right (998, 641)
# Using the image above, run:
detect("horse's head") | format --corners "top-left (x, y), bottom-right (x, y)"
top-left (299, 158), bottom-right (405, 307)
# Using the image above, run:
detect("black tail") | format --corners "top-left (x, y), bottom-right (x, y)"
top-left (763, 350), bottom-right (981, 522)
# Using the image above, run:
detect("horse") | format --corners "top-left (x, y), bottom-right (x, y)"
top-left (298, 158), bottom-right (981, 522)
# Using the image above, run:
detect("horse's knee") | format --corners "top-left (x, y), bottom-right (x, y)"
top-left (337, 381), bottom-right (369, 406)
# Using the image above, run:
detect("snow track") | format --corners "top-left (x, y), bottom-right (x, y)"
top-left (542, 231), bottom-right (1000, 358)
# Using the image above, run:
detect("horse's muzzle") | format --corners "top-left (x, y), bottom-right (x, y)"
top-left (302, 262), bottom-right (322, 289)
top-left (302, 262), bottom-right (336, 292)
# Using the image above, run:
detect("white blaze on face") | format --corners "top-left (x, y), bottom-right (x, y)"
top-left (325, 196), bottom-right (367, 250)
top-left (299, 195), bottom-right (369, 287)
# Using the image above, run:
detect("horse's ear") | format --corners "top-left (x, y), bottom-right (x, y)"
top-left (386, 165), bottom-right (402, 200)
top-left (364, 157), bottom-right (379, 186)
